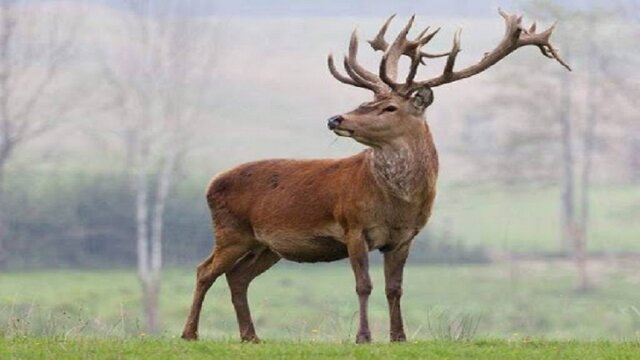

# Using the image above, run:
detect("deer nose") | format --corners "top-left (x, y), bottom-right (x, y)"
top-left (327, 115), bottom-right (344, 130)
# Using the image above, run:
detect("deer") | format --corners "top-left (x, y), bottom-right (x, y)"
top-left (181, 10), bottom-right (570, 344)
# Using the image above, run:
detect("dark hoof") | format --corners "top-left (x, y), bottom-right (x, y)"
top-left (241, 336), bottom-right (261, 344)
top-left (356, 332), bottom-right (372, 344)
top-left (390, 333), bottom-right (407, 342)
top-left (181, 331), bottom-right (198, 341)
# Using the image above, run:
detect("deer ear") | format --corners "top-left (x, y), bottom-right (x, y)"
top-left (410, 86), bottom-right (434, 111)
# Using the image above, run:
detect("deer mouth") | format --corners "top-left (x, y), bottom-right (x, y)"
top-left (333, 129), bottom-right (354, 137)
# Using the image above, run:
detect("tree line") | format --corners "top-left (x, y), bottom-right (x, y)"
top-left (3, 170), bottom-right (490, 270)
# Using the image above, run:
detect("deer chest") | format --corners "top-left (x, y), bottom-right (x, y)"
top-left (363, 195), bottom-right (434, 251)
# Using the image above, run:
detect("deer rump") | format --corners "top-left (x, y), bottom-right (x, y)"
top-left (207, 155), bottom-right (374, 263)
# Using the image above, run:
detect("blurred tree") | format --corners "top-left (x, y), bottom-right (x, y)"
top-left (610, 0), bottom-right (640, 183)
top-left (527, 1), bottom-right (637, 291)
top-left (465, 1), bottom-right (635, 290)
top-left (102, 0), bottom-right (218, 333)
top-left (0, 1), bottom-right (82, 268)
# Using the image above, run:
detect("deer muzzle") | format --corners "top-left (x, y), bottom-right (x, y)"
top-left (327, 115), bottom-right (344, 130)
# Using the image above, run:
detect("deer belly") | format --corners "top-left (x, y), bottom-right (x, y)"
top-left (276, 236), bottom-right (349, 263)
top-left (255, 228), bottom-right (348, 263)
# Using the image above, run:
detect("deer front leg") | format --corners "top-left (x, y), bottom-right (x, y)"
top-left (346, 230), bottom-right (372, 344)
top-left (384, 242), bottom-right (410, 342)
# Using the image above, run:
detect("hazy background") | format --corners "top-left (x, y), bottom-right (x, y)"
top-left (1, 0), bottom-right (639, 341)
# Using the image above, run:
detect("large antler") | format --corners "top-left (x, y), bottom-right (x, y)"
top-left (327, 9), bottom-right (571, 97)
top-left (327, 15), bottom-right (445, 96)
top-left (375, 15), bottom-right (449, 93)
top-left (405, 9), bottom-right (572, 93)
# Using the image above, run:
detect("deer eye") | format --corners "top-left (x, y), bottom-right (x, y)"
top-left (383, 105), bottom-right (397, 113)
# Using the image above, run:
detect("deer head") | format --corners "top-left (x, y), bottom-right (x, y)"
top-left (326, 9), bottom-right (571, 147)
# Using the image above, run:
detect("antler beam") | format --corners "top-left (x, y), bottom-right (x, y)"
top-left (410, 9), bottom-right (572, 91)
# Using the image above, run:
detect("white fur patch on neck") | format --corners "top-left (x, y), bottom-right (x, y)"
top-left (369, 142), bottom-right (431, 201)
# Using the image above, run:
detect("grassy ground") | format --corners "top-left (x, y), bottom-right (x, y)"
top-left (0, 338), bottom-right (640, 359)
top-left (2, 263), bottom-right (640, 341)
top-left (2, 338), bottom-right (640, 359)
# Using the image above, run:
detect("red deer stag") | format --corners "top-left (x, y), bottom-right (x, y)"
top-left (181, 10), bottom-right (570, 344)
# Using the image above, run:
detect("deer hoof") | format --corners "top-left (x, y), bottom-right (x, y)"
top-left (356, 332), bottom-right (372, 344)
top-left (181, 331), bottom-right (198, 341)
top-left (241, 335), bottom-right (261, 344)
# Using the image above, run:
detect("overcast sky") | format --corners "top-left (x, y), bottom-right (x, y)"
top-left (29, 0), bottom-right (630, 18)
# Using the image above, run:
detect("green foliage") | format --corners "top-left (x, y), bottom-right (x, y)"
top-left (6, 173), bottom-right (136, 268)
top-left (3, 172), bottom-right (640, 269)
top-left (3, 173), bottom-right (489, 269)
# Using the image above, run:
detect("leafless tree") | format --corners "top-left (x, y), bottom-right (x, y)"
top-left (608, 0), bottom-right (640, 182)
top-left (0, 0), bottom-right (81, 267)
top-left (102, 0), bottom-right (218, 332)
top-left (515, 9), bottom-right (586, 283)
top-left (473, 2), bottom-right (633, 290)
top-left (549, 5), bottom-right (630, 291)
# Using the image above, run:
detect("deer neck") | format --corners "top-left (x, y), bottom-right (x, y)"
top-left (367, 121), bottom-right (438, 202)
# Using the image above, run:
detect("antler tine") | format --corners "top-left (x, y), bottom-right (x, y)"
top-left (412, 27), bottom-right (447, 60)
top-left (327, 53), bottom-right (368, 89)
top-left (368, 14), bottom-right (396, 52)
top-left (417, 28), bottom-right (451, 62)
top-left (414, 26), bottom-right (430, 42)
top-left (422, 51), bottom-right (452, 59)
top-left (342, 56), bottom-right (370, 86)
top-left (343, 55), bottom-right (390, 95)
top-left (327, 29), bottom-right (392, 94)
top-left (520, 21), bottom-right (572, 71)
top-left (379, 14), bottom-right (415, 88)
top-left (498, 7), bottom-right (510, 21)
top-left (417, 27), bottom-right (438, 46)
top-left (405, 47), bottom-right (422, 88)
top-left (347, 29), bottom-right (391, 94)
top-left (370, 16), bottom-right (448, 62)
top-left (404, 27), bottom-right (444, 87)
top-left (379, 53), bottom-right (398, 91)
top-left (442, 28), bottom-right (462, 76)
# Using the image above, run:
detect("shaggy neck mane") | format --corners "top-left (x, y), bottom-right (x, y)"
top-left (367, 121), bottom-right (437, 202)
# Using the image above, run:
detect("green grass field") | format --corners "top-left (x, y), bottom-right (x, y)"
top-left (2, 338), bottom-right (640, 359)
top-left (2, 263), bottom-right (640, 342)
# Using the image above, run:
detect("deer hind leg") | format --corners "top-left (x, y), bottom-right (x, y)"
top-left (225, 247), bottom-right (280, 342)
top-left (181, 229), bottom-right (253, 340)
